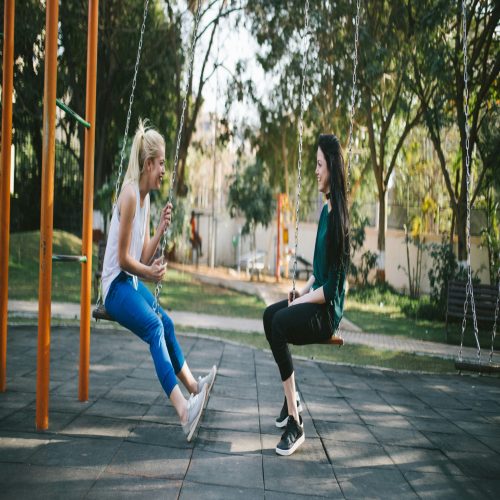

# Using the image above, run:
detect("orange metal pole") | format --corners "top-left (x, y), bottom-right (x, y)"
top-left (36, 0), bottom-right (59, 431)
top-left (0, 0), bottom-right (15, 393)
top-left (79, 0), bottom-right (99, 402)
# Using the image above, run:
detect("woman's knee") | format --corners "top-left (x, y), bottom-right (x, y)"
top-left (263, 305), bottom-right (276, 342)
top-left (143, 314), bottom-right (164, 345)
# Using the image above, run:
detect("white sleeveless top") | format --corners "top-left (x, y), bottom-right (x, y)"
top-left (101, 183), bottom-right (150, 301)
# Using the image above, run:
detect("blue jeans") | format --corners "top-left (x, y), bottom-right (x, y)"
top-left (105, 272), bottom-right (184, 396)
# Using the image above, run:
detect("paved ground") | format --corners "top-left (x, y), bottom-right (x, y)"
top-left (1, 324), bottom-right (500, 499)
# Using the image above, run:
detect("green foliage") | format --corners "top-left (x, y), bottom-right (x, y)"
top-left (227, 160), bottom-right (275, 236)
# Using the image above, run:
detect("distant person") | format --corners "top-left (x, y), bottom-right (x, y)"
top-left (101, 120), bottom-right (216, 442)
top-left (190, 210), bottom-right (203, 257)
top-left (263, 134), bottom-right (349, 456)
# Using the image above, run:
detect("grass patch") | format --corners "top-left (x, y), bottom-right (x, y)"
top-left (9, 230), bottom-right (98, 303)
top-left (176, 326), bottom-right (456, 373)
top-left (345, 289), bottom-right (499, 350)
top-left (8, 230), bottom-right (265, 319)
top-left (157, 269), bottom-right (265, 319)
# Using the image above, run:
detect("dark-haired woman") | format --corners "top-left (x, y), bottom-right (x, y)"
top-left (263, 134), bottom-right (350, 456)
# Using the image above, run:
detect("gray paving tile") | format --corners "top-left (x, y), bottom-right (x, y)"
top-left (0, 431), bottom-right (50, 462)
top-left (263, 456), bottom-right (342, 498)
top-left (475, 478), bottom-right (500, 499)
top-left (180, 480), bottom-right (264, 499)
top-left (104, 387), bottom-right (160, 405)
top-left (84, 398), bottom-right (149, 421)
top-left (315, 420), bottom-right (378, 443)
top-left (87, 472), bottom-right (182, 499)
top-left (128, 421), bottom-right (193, 449)
top-left (323, 440), bottom-right (394, 468)
top-left (201, 409), bottom-right (260, 433)
top-left (142, 403), bottom-right (180, 425)
top-left (61, 414), bottom-right (136, 438)
top-left (185, 448), bottom-right (263, 489)
top-left (369, 425), bottom-right (435, 448)
top-left (384, 445), bottom-right (463, 475)
top-left (424, 432), bottom-right (493, 453)
top-left (0, 408), bottom-right (77, 433)
top-left (407, 416), bottom-right (464, 434)
top-left (207, 394), bottom-right (259, 415)
top-left (261, 434), bottom-right (330, 464)
top-left (29, 434), bottom-right (122, 468)
top-left (197, 428), bottom-right (262, 455)
top-left (106, 441), bottom-right (191, 478)
top-left (336, 467), bottom-right (417, 499)
top-left (265, 491), bottom-right (327, 499)
top-left (445, 451), bottom-right (500, 479)
top-left (405, 471), bottom-right (485, 499)
top-left (0, 463), bottom-right (99, 500)
top-left (359, 412), bottom-right (413, 429)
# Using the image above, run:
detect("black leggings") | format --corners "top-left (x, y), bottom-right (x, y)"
top-left (263, 299), bottom-right (333, 381)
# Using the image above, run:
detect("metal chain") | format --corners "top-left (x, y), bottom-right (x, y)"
top-left (489, 266), bottom-right (500, 363)
top-left (96, 0), bottom-right (150, 310)
top-left (291, 0), bottom-right (310, 299)
top-left (346, 0), bottom-right (361, 198)
top-left (152, 0), bottom-right (203, 312)
top-left (458, 0), bottom-right (480, 361)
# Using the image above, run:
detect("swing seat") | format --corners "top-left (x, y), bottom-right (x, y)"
top-left (322, 335), bottom-right (344, 346)
top-left (92, 304), bottom-right (114, 321)
top-left (454, 359), bottom-right (500, 374)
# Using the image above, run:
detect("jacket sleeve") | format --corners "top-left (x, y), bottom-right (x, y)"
top-left (322, 264), bottom-right (345, 305)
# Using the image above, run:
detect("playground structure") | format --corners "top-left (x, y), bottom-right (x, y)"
top-left (0, 0), bottom-right (99, 430)
top-left (0, 0), bottom-right (498, 437)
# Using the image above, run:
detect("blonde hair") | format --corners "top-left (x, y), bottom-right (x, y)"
top-left (122, 119), bottom-right (165, 190)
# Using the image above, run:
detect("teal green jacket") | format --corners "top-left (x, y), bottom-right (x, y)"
top-left (310, 204), bottom-right (347, 331)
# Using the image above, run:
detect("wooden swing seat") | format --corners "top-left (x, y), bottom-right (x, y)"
top-left (321, 335), bottom-right (344, 346)
top-left (455, 359), bottom-right (500, 374)
top-left (92, 304), bottom-right (114, 321)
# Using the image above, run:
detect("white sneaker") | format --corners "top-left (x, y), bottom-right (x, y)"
top-left (182, 384), bottom-right (207, 442)
top-left (197, 365), bottom-right (217, 400)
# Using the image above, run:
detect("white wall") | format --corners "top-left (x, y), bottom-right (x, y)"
top-left (192, 212), bottom-right (491, 294)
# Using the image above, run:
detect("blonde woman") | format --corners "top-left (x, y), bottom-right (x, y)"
top-left (101, 120), bottom-right (216, 441)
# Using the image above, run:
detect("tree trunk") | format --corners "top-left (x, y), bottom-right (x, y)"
top-left (377, 188), bottom-right (386, 283)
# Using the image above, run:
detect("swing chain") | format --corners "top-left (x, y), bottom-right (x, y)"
top-left (346, 0), bottom-right (361, 198)
top-left (152, 0), bottom-right (203, 313)
top-left (95, 0), bottom-right (150, 311)
top-left (458, 0), bottom-right (480, 362)
top-left (291, 0), bottom-right (310, 299)
top-left (490, 267), bottom-right (500, 363)
top-left (114, 0), bottom-right (150, 209)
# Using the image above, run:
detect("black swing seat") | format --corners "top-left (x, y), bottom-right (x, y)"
top-left (454, 359), bottom-right (500, 374)
top-left (92, 304), bottom-right (114, 321)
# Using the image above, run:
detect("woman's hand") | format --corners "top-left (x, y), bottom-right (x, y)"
top-left (288, 289), bottom-right (301, 305)
top-left (149, 257), bottom-right (167, 282)
top-left (157, 202), bottom-right (173, 235)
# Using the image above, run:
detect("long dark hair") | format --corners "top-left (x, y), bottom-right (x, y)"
top-left (318, 134), bottom-right (350, 270)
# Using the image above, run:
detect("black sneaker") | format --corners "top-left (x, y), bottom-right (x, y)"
top-left (276, 415), bottom-right (305, 456)
top-left (275, 394), bottom-right (303, 428)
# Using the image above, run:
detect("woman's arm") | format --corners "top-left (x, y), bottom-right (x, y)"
top-left (117, 186), bottom-right (165, 281)
top-left (141, 202), bottom-right (172, 265)
top-left (290, 266), bottom-right (343, 307)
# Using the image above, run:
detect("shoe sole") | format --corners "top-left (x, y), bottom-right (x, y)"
top-left (202, 365), bottom-right (217, 409)
top-left (275, 402), bottom-right (304, 428)
top-left (275, 433), bottom-right (305, 456)
top-left (186, 389), bottom-right (207, 443)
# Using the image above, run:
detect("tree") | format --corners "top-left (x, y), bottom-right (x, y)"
top-left (227, 160), bottom-right (274, 254)
top-left (410, 0), bottom-right (499, 262)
